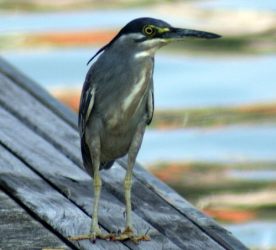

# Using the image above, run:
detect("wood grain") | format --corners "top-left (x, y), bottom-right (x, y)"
top-left (119, 159), bottom-right (249, 250)
top-left (0, 57), bottom-right (77, 128)
top-left (0, 144), bottom-right (127, 250)
top-left (102, 163), bottom-right (225, 250)
top-left (0, 73), bottom-right (82, 167)
top-left (0, 190), bottom-right (69, 250)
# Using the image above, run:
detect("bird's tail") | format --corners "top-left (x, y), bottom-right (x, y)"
top-left (80, 136), bottom-right (93, 176)
top-left (80, 136), bottom-right (115, 176)
top-left (101, 160), bottom-right (115, 170)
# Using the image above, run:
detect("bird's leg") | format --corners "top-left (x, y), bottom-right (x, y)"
top-left (114, 119), bottom-right (150, 243)
top-left (124, 124), bottom-right (145, 234)
top-left (69, 138), bottom-right (112, 242)
top-left (123, 154), bottom-right (135, 234)
top-left (90, 156), bottom-right (103, 238)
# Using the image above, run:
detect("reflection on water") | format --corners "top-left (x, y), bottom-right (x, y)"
top-left (3, 48), bottom-right (276, 108)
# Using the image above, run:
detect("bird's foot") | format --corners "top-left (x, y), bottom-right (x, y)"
top-left (68, 227), bottom-right (151, 244)
top-left (68, 227), bottom-right (113, 242)
top-left (112, 226), bottom-right (151, 244)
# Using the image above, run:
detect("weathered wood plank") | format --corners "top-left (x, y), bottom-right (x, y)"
top-left (0, 57), bottom-right (77, 128)
top-left (0, 144), bottom-right (127, 250)
top-left (0, 71), bottom-right (225, 248)
top-left (102, 164), bottom-right (225, 250)
top-left (0, 190), bottom-right (69, 250)
top-left (0, 107), bottom-right (180, 249)
top-left (0, 73), bottom-right (82, 167)
top-left (119, 159), bottom-right (249, 250)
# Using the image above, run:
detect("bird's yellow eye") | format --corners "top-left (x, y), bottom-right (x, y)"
top-left (143, 25), bottom-right (156, 37)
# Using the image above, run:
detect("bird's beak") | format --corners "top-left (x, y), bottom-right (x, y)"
top-left (161, 27), bottom-right (221, 41)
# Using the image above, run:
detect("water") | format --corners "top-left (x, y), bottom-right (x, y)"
top-left (1, 1), bottom-right (275, 36)
top-left (226, 221), bottom-right (276, 249)
top-left (0, 9), bottom-right (149, 34)
top-left (3, 48), bottom-right (276, 108)
top-left (0, 8), bottom-right (192, 35)
top-left (138, 125), bottom-right (276, 164)
top-left (197, 0), bottom-right (276, 11)
top-left (229, 169), bottom-right (276, 181)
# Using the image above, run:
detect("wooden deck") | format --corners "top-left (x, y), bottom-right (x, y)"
top-left (0, 57), bottom-right (248, 250)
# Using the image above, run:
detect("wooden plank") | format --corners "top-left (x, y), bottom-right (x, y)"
top-left (0, 107), bottom-right (180, 249)
top-left (0, 144), bottom-right (126, 250)
top-left (118, 159), bottom-right (248, 250)
top-left (0, 73), bottom-right (82, 167)
top-left (0, 57), bottom-right (77, 129)
top-left (0, 190), bottom-right (69, 250)
top-left (102, 164), bottom-right (225, 250)
top-left (0, 71), bottom-right (225, 248)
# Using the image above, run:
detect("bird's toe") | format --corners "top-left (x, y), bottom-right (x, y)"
top-left (111, 227), bottom-right (151, 244)
top-left (68, 229), bottom-right (113, 242)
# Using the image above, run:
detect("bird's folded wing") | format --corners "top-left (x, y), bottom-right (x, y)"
top-left (146, 79), bottom-right (154, 125)
top-left (78, 81), bottom-right (96, 137)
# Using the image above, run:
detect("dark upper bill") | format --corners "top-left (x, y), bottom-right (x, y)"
top-left (161, 27), bottom-right (221, 40)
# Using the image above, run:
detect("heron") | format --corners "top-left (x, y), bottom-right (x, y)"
top-left (70, 17), bottom-right (220, 243)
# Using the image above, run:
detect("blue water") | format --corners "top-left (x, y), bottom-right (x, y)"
top-left (1, 1), bottom-right (275, 37)
top-left (0, 8), bottom-right (193, 35)
top-left (1, 1), bottom-right (275, 36)
top-left (197, 0), bottom-right (276, 11)
top-left (0, 9), bottom-right (149, 34)
top-left (3, 48), bottom-right (276, 108)
top-left (139, 125), bottom-right (276, 164)
top-left (226, 221), bottom-right (276, 249)
top-left (229, 170), bottom-right (276, 181)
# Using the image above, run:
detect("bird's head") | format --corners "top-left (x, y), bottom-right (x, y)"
top-left (88, 17), bottom-right (221, 64)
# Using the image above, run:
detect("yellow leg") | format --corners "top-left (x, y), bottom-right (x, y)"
top-left (124, 164), bottom-right (133, 231)
top-left (90, 166), bottom-right (102, 238)
top-left (68, 172), bottom-right (111, 241)
top-left (69, 121), bottom-right (151, 243)
top-left (112, 152), bottom-right (150, 243)
top-left (114, 119), bottom-right (151, 243)
top-left (69, 138), bottom-right (112, 242)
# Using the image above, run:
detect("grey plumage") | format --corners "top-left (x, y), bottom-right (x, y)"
top-left (79, 35), bottom-right (154, 175)
top-left (72, 17), bottom-right (220, 242)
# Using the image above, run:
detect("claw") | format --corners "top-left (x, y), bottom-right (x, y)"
top-left (110, 227), bottom-right (151, 244)
top-left (68, 229), bottom-right (114, 242)
top-left (68, 227), bottom-right (151, 243)
top-left (123, 226), bottom-right (134, 235)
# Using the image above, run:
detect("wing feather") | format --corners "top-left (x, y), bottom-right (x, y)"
top-left (78, 79), bottom-right (96, 137)
top-left (146, 79), bottom-right (154, 125)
